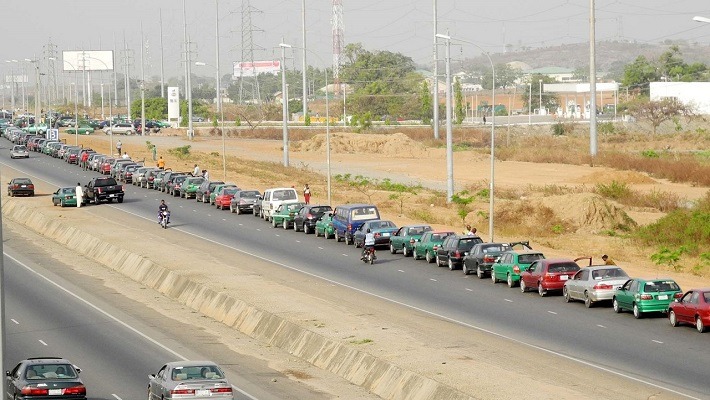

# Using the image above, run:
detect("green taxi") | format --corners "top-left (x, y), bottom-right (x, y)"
top-left (613, 278), bottom-right (682, 319)
top-left (51, 187), bottom-right (77, 207)
top-left (315, 212), bottom-right (335, 239)
top-left (491, 250), bottom-right (545, 288)
top-left (180, 177), bottom-right (206, 199)
top-left (271, 202), bottom-right (306, 229)
top-left (389, 225), bottom-right (433, 257)
top-left (66, 125), bottom-right (95, 135)
top-left (413, 231), bottom-right (454, 263)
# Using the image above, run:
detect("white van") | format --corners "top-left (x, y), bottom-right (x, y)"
top-left (260, 187), bottom-right (299, 221)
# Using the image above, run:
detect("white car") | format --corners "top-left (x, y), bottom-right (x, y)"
top-left (103, 123), bottom-right (135, 135)
top-left (10, 145), bottom-right (29, 159)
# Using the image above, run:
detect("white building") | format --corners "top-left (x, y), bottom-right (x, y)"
top-left (650, 82), bottom-right (710, 115)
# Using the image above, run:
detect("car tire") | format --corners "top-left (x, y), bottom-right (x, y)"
top-left (633, 303), bottom-right (642, 319)
top-left (390, 244), bottom-right (396, 254)
top-left (59, 200), bottom-right (64, 207)
top-left (345, 235), bottom-right (352, 245)
top-left (413, 249), bottom-right (419, 260)
top-left (335, 231), bottom-right (341, 242)
top-left (584, 292), bottom-right (593, 308)
top-left (507, 274), bottom-right (515, 288)
top-left (425, 251), bottom-right (433, 263)
top-left (538, 283), bottom-right (546, 297)
top-left (236, 207), bottom-right (242, 215)
top-left (491, 269), bottom-right (498, 283)
top-left (436, 255), bottom-right (443, 267)
top-left (294, 222), bottom-right (301, 232)
top-left (402, 246), bottom-right (410, 257)
top-left (477, 265), bottom-right (485, 279)
top-left (613, 298), bottom-right (622, 313)
top-left (117, 197), bottom-right (123, 203)
top-left (563, 287), bottom-right (571, 303)
top-left (230, 205), bottom-right (236, 213)
top-left (8, 191), bottom-right (13, 197)
top-left (697, 316), bottom-right (706, 333)
top-left (520, 279), bottom-right (528, 293)
top-left (272, 218), bottom-right (277, 228)
top-left (448, 258), bottom-right (455, 271)
top-left (303, 224), bottom-right (310, 234)
top-left (669, 310), bottom-right (678, 327)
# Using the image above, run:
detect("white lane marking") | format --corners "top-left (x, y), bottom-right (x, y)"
top-left (39, 340), bottom-right (48, 346)
top-left (652, 340), bottom-right (664, 344)
top-left (11, 319), bottom-right (19, 324)
top-left (207, 214), bottom-right (212, 217)
top-left (342, 254), bottom-right (348, 257)
top-left (318, 247), bottom-right (324, 250)
top-left (222, 219), bottom-right (226, 221)
top-left (256, 228), bottom-right (261, 231)
top-left (295, 240), bottom-right (301, 243)
top-left (430, 278), bottom-right (437, 282)
top-left (397, 270), bottom-right (405, 273)
top-left (597, 324), bottom-right (606, 328)
top-left (193, 209), bottom-right (197, 212)
top-left (547, 311), bottom-right (557, 315)
top-left (111, 394), bottom-right (122, 400)
top-left (275, 234), bottom-right (280, 237)
top-left (465, 288), bottom-right (473, 292)
top-left (504, 299), bottom-right (513, 303)
top-left (4, 252), bottom-right (258, 400)
top-left (238, 223), bottom-right (243, 226)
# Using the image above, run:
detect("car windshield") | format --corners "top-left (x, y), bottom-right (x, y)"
top-left (13, 145), bottom-right (26, 150)
top-left (644, 280), bottom-right (681, 292)
top-left (25, 364), bottom-right (78, 379)
top-left (547, 262), bottom-right (580, 273)
top-left (189, 178), bottom-right (205, 185)
top-left (481, 244), bottom-right (511, 253)
top-left (14, 178), bottom-right (32, 185)
top-left (408, 226), bottom-right (431, 235)
top-left (171, 366), bottom-right (225, 381)
top-left (350, 207), bottom-right (379, 221)
top-left (591, 267), bottom-right (628, 280)
top-left (457, 237), bottom-right (483, 250)
top-left (239, 191), bottom-right (260, 198)
top-left (273, 189), bottom-right (296, 201)
top-left (519, 253), bottom-right (544, 264)
top-left (371, 220), bottom-right (395, 229)
top-left (310, 206), bottom-right (332, 214)
top-left (431, 233), bottom-right (452, 241)
top-left (96, 178), bottom-right (117, 186)
top-left (60, 188), bottom-right (76, 195)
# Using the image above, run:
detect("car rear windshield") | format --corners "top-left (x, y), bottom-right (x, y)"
top-left (95, 178), bottom-right (118, 186)
top-left (591, 267), bottom-right (628, 280)
top-left (239, 190), bottom-right (260, 198)
top-left (310, 206), bottom-right (332, 214)
top-left (350, 207), bottom-right (379, 221)
top-left (408, 226), bottom-right (431, 235)
top-left (172, 366), bottom-right (224, 380)
top-left (481, 244), bottom-right (511, 253)
top-left (431, 233), bottom-right (452, 241)
top-left (457, 237), bottom-right (483, 250)
top-left (273, 189), bottom-right (297, 201)
top-left (14, 178), bottom-right (32, 185)
top-left (643, 280), bottom-right (680, 292)
top-left (519, 253), bottom-right (544, 264)
top-left (371, 220), bottom-right (395, 229)
top-left (25, 364), bottom-right (78, 379)
top-left (61, 188), bottom-right (76, 195)
top-left (547, 262), bottom-right (580, 273)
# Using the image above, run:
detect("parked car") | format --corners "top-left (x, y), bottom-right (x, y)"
top-left (83, 176), bottom-right (125, 204)
top-left (99, 157), bottom-right (116, 175)
top-left (132, 166), bottom-right (153, 186)
top-left (169, 175), bottom-right (190, 197)
top-left (52, 187), bottom-right (78, 207)
top-left (10, 144), bottom-right (29, 159)
top-left (214, 186), bottom-right (240, 209)
top-left (7, 177), bottom-right (35, 197)
top-left (6, 357), bottom-right (87, 400)
top-left (209, 183), bottom-right (238, 205)
top-left (196, 180), bottom-right (225, 203)
top-left (353, 220), bottom-right (398, 248)
top-left (229, 189), bottom-right (261, 214)
top-left (331, 203), bottom-right (381, 245)
top-left (315, 211), bottom-right (335, 239)
top-left (271, 202), bottom-right (307, 229)
top-left (412, 231), bottom-right (454, 263)
top-left (151, 170), bottom-right (167, 189)
top-left (563, 265), bottom-right (629, 308)
top-left (66, 124), bottom-right (94, 135)
top-left (259, 187), bottom-right (299, 221)
top-left (613, 278), bottom-right (682, 319)
top-left (143, 168), bottom-right (162, 189)
top-left (180, 177), bottom-right (206, 198)
top-left (389, 225), bottom-right (433, 256)
top-left (520, 258), bottom-right (581, 297)
top-left (435, 235), bottom-right (484, 270)
top-left (668, 289), bottom-right (710, 333)
top-left (103, 123), bottom-right (135, 135)
top-left (119, 164), bottom-right (140, 183)
top-left (147, 361), bottom-right (233, 400)
top-left (292, 204), bottom-right (333, 233)
top-left (491, 250), bottom-right (545, 288)
top-left (464, 242), bottom-right (513, 278)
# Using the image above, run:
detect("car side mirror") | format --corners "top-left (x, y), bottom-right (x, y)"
top-left (5, 371), bottom-right (10, 376)
top-left (148, 374), bottom-right (156, 380)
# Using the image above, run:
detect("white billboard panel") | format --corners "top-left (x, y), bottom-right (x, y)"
top-left (233, 60), bottom-right (280, 78)
top-left (62, 50), bottom-right (114, 71)
top-left (167, 87), bottom-right (180, 119)
top-left (5, 75), bottom-right (28, 83)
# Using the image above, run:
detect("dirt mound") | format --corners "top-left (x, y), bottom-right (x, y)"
top-left (574, 170), bottom-right (656, 185)
top-left (293, 132), bottom-right (428, 157)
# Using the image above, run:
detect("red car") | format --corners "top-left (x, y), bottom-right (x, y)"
top-left (214, 187), bottom-right (239, 210)
top-left (520, 258), bottom-right (581, 297)
top-left (100, 158), bottom-right (115, 175)
top-left (668, 289), bottom-right (710, 333)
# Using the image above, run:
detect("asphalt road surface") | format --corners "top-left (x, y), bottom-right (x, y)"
top-left (1, 142), bottom-right (709, 399)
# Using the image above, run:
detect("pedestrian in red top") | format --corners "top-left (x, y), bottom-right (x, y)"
top-left (303, 184), bottom-right (311, 204)
top-left (81, 151), bottom-right (89, 170)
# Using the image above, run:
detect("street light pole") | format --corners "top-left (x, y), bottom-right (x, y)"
top-left (195, 61), bottom-right (227, 182)
top-left (589, 0), bottom-right (598, 159)
top-left (279, 40), bottom-right (291, 167)
top-left (442, 33), bottom-right (454, 203)
top-left (215, 0), bottom-right (226, 181)
top-left (301, 0), bottom-right (308, 120)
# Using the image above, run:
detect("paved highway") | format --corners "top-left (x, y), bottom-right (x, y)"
top-left (2, 142), bottom-right (708, 399)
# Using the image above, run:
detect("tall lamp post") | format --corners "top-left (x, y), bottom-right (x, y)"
top-left (62, 59), bottom-right (80, 146)
top-left (195, 61), bottom-right (227, 181)
top-left (25, 59), bottom-right (40, 128)
top-left (279, 41), bottom-right (292, 167)
top-left (436, 33), bottom-right (497, 242)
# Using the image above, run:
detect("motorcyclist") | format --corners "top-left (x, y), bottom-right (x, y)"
top-left (361, 228), bottom-right (375, 260)
top-left (158, 200), bottom-right (170, 224)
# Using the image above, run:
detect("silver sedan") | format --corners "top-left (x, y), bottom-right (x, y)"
top-left (148, 361), bottom-right (234, 400)
top-left (10, 144), bottom-right (29, 159)
top-left (563, 265), bottom-right (629, 308)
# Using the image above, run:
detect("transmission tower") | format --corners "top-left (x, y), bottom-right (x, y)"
top-left (43, 39), bottom-right (59, 113)
top-left (239, 0), bottom-right (262, 104)
top-left (331, 0), bottom-right (344, 93)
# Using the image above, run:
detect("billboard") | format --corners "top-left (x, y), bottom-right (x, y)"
top-left (167, 87), bottom-right (180, 119)
top-left (233, 60), bottom-right (280, 78)
top-left (5, 75), bottom-right (28, 83)
top-left (62, 50), bottom-right (114, 71)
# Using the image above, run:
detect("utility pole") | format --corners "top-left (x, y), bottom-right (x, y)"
top-left (280, 40), bottom-right (291, 167)
top-left (183, 0), bottom-right (194, 139)
top-left (123, 34), bottom-right (132, 119)
top-left (589, 0), bottom-right (598, 159)
top-left (443, 33), bottom-right (453, 202)
top-left (432, 0), bottom-right (439, 139)
top-left (301, 0), bottom-right (308, 120)
top-left (160, 9), bottom-right (166, 98)
top-left (113, 33), bottom-right (118, 108)
top-left (140, 22), bottom-right (146, 137)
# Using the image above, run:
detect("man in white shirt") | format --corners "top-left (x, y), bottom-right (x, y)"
top-left (361, 229), bottom-right (375, 260)
top-left (193, 164), bottom-right (200, 176)
top-left (75, 182), bottom-right (84, 208)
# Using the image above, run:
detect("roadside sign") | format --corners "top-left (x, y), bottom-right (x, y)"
top-left (47, 129), bottom-right (59, 140)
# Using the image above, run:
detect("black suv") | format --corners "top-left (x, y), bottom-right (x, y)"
top-left (435, 235), bottom-right (484, 270)
top-left (292, 204), bottom-right (333, 233)
top-left (196, 180), bottom-right (225, 203)
top-left (462, 242), bottom-right (513, 277)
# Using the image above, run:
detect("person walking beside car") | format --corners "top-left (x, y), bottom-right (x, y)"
top-left (81, 151), bottom-right (89, 170)
top-left (75, 182), bottom-right (84, 208)
top-left (193, 164), bottom-right (200, 177)
top-left (303, 184), bottom-right (311, 204)
top-left (602, 254), bottom-right (616, 265)
top-left (116, 140), bottom-right (122, 156)
top-left (157, 156), bottom-right (165, 170)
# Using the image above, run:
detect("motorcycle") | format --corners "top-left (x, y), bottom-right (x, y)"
top-left (362, 247), bottom-right (376, 265)
top-left (159, 210), bottom-right (170, 229)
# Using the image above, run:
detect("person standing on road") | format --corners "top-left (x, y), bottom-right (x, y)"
top-left (193, 164), bottom-right (200, 176)
top-left (81, 151), bottom-right (89, 170)
top-left (303, 184), bottom-right (311, 204)
top-left (157, 156), bottom-right (165, 169)
top-left (151, 144), bottom-right (157, 161)
top-left (75, 182), bottom-right (84, 208)
top-left (116, 140), bottom-right (122, 156)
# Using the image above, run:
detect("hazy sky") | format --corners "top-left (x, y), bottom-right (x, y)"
top-left (2, 0), bottom-right (710, 81)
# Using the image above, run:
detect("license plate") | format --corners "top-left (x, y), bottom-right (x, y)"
top-left (48, 389), bottom-right (62, 395)
top-left (560, 275), bottom-right (569, 280)
top-left (658, 295), bottom-right (668, 300)
top-left (196, 389), bottom-right (210, 396)
top-left (383, 233), bottom-right (390, 237)
top-left (21, 185), bottom-right (27, 187)
top-left (108, 194), bottom-right (116, 198)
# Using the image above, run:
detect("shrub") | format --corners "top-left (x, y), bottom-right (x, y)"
top-left (641, 149), bottom-right (659, 158)
top-left (595, 180), bottom-right (631, 200)
top-left (168, 145), bottom-right (191, 159)
top-left (598, 122), bottom-right (616, 135)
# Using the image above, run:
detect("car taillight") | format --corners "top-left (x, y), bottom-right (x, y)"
top-left (307, 213), bottom-right (314, 219)
top-left (432, 245), bottom-right (438, 250)
top-left (171, 388), bottom-right (196, 395)
top-left (640, 294), bottom-right (653, 300)
top-left (21, 386), bottom-right (49, 395)
top-left (347, 223), bottom-right (352, 232)
top-left (593, 283), bottom-right (613, 290)
top-left (121, 185), bottom-right (125, 191)
top-left (63, 385), bottom-right (86, 395)
top-left (454, 251), bottom-right (460, 258)
top-left (211, 388), bottom-right (233, 394)
top-left (409, 238), bottom-right (415, 244)
top-left (483, 256), bottom-right (495, 263)
top-left (13, 184), bottom-right (19, 189)
top-left (374, 232), bottom-right (381, 238)
top-left (513, 265), bottom-right (520, 273)
top-left (674, 292), bottom-right (683, 299)
top-left (97, 187), bottom-right (103, 194)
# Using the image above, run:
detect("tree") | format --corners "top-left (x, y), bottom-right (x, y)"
top-left (454, 80), bottom-right (465, 124)
top-left (626, 97), bottom-right (694, 134)
top-left (481, 63), bottom-right (520, 89)
top-left (130, 97), bottom-right (168, 120)
top-left (521, 74), bottom-right (558, 112)
top-left (621, 56), bottom-right (659, 94)
top-left (419, 81), bottom-right (432, 124)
